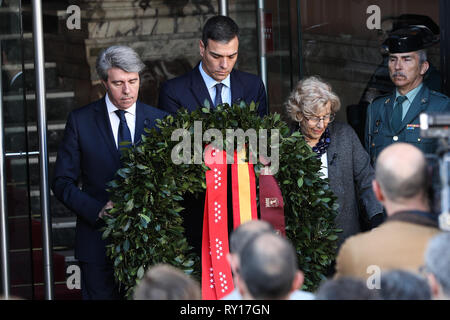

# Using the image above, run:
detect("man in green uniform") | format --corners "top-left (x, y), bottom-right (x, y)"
top-left (365, 25), bottom-right (450, 165)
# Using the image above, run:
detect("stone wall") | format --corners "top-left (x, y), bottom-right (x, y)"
top-left (44, 0), bottom-right (259, 107)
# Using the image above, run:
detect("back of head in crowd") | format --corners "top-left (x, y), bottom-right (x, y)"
top-left (315, 277), bottom-right (381, 300)
top-left (375, 143), bottom-right (429, 207)
top-left (133, 264), bottom-right (201, 300)
top-left (238, 232), bottom-right (301, 300)
top-left (379, 270), bottom-right (431, 300)
top-left (424, 232), bottom-right (450, 299)
top-left (229, 219), bottom-right (274, 255)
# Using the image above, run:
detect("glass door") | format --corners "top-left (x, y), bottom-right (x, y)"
top-left (264, 0), bottom-right (444, 144)
top-left (1, 0), bottom-right (34, 299)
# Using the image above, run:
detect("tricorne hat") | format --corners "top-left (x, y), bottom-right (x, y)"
top-left (382, 25), bottom-right (439, 54)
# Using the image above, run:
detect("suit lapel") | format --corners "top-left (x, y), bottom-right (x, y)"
top-left (397, 85), bottom-right (429, 133)
top-left (190, 64), bottom-right (214, 108)
top-left (94, 97), bottom-right (121, 165)
top-left (134, 101), bottom-right (145, 143)
top-left (230, 70), bottom-right (244, 105)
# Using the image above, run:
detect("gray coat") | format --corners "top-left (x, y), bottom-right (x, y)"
top-left (326, 121), bottom-right (383, 247)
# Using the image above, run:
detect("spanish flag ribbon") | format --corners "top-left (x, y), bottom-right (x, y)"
top-left (231, 147), bottom-right (258, 229)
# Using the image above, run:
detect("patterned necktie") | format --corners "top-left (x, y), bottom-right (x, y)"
top-left (391, 95), bottom-right (407, 132)
top-left (214, 83), bottom-right (224, 107)
top-left (115, 109), bottom-right (132, 151)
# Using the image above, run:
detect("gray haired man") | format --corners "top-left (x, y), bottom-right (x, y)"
top-left (424, 232), bottom-right (450, 300)
top-left (52, 45), bottom-right (168, 299)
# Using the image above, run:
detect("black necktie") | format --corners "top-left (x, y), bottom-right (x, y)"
top-left (115, 109), bottom-right (132, 151)
top-left (214, 83), bottom-right (224, 107)
top-left (391, 95), bottom-right (407, 132)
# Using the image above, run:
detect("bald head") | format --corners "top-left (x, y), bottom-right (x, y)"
top-left (375, 143), bottom-right (428, 202)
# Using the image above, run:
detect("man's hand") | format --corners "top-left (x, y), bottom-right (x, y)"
top-left (98, 200), bottom-right (114, 219)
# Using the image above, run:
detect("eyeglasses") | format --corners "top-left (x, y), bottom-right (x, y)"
top-left (304, 113), bottom-right (335, 125)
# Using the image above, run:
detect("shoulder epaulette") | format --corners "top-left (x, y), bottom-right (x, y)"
top-left (372, 92), bottom-right (392, 104)
top-left (430, 90), bottom-right (450, 99)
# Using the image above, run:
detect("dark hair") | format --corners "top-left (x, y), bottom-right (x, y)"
top-left (379, 270), bottom-right (431, 300)
top-left (201, 15), bottom-right (239, 48)
top-left (239, 233), bottom-right (297, 299)
top-left (315, 277), bottom-right (381, 300)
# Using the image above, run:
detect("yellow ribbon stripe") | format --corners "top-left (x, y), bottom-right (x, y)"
top-left (237, 148), bottom-right (252, 224)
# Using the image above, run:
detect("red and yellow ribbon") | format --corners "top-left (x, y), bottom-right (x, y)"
top-left (232, 147), bottom-right (258, 229)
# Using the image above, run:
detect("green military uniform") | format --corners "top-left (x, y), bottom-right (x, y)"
top-left (364, 25), bottom-right (450, 164)
top-left (365, 85), bottom-right (450, 163)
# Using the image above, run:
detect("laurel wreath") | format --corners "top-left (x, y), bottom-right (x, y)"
top-left (102, 101), bottom-right (340, 298)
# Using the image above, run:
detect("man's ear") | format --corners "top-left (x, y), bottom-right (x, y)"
top-left (226, 253), bottom-right (238, 274)
top-left (227, 253), bottom-right (239, 275)
top-left (372, 179), bottom-right (384, 203)
top-left (199, 39), bottom-right (206, 57)
top-left (428, 273), bottom-right (441, 299)
top-left (420, 60), bottom-right (429, 76)
top-left (291, 270), bottom-right (304, 293)
top-left (237, 273), bottom-right (250, 299)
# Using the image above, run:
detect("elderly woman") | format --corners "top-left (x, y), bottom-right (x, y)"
top-left (285, 76), bottom-right (383, 248)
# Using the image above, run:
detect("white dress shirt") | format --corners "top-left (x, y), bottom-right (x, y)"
top-left (319, 153), bottom-right (328, 179)
top-left (105, 93), bottom-right (136, 148)
top-left (199, 62), bottom-right (231, 106)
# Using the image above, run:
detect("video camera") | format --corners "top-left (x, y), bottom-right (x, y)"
top-left (420, 112), bottom-right (450, 231)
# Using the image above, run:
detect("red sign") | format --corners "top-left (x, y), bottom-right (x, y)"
top-left (265, 13), bottom-right (274, 53)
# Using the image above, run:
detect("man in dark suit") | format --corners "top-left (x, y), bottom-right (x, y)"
top-left (52, 45), bottom-right (168, 299)
top-left (158, 16), bottom-right (268, 261)
top-left (158, 15), bottom-right (267, 117)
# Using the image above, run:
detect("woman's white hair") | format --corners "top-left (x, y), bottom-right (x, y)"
top-left (285, 76), bottom-right (341, 122)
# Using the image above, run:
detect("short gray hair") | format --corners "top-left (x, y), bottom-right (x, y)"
top-left (285, 76), bottom-right (341, 123)
top-left (425, 232), bottom-right (450, 296)
top-left (417, 49), bottom-right (428, 65)
top-left (380, 270), bottom-right (431, 300)
top-left (96, 45), bottom-right (146, 81)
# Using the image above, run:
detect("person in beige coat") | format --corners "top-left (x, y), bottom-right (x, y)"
top-left (335, 142), bottom-right (441, 280)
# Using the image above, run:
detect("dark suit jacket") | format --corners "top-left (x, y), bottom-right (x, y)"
top-left (52, 97), bottom-right (168, 263)
top-left (327, 122), bottom-right (383, 248)
top-left (158, 63), bottom-right (268, 117)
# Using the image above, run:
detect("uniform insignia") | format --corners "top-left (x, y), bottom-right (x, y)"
top-left (407, 124), bottom-right (420, 130)
top-left (421, 98), bottom-right (427, 104)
